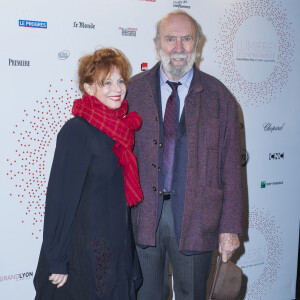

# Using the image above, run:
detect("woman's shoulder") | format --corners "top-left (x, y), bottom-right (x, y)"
top-left (58, 116), bottom-right (112, 146)
top-left (61, 116), bottom-right (90, 130)
top-left (58, 116), bottom-right (96, 137)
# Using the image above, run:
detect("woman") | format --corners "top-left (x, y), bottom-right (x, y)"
top-left (34, 48), bottom-right (143, 299)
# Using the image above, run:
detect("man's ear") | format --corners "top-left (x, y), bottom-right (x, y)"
top-left (154, 37), bottom-right (159, 53)
top-left (83, 83), bottom-right (95, 96)
top-left (154, 38), bottom-right (160, 60)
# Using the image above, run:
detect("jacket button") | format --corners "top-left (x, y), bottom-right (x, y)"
top-left (158, 190), bottom-right (162, 195)
top-left (153, 140), bottom-right (157, 144)
top-left (153, 187), bottom-right (157, 191)
top-left (152, 163), bottom-right (156, 168)
top-left (159, 142), bottom-right (163, 147)
top-left (158, 167), bottom-right (161, 172)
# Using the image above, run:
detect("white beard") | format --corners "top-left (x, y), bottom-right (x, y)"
top-left (159, 47), bottom-right (196, 80)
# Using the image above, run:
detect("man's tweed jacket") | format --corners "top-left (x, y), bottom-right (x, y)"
top-left (127, 62), bottom-right (242, 252)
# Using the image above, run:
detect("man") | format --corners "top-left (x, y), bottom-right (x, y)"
top-left (127, 10), bottom-right (242, 300)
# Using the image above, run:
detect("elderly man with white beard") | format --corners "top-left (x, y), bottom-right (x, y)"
top-left (127, 10), bottom-right (243, 300)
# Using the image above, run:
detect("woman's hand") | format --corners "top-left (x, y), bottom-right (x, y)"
top-left (49, 274), bottom-right (68, 288)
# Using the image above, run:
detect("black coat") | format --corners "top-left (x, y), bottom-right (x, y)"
top-left (34, 117), bottom-right (142, 300)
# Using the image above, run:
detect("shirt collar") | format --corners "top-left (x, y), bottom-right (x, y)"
top-left (159, 63), bottom-right (194, 89)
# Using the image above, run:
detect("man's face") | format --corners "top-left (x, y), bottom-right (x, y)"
top-left (155, 14), bottom-right (197, 80)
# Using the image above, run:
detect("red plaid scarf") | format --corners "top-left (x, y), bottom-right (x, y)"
top-left (72, 94), bottom-right (143, 206)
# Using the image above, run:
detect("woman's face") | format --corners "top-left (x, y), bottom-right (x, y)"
top-left (85, 67), bottom-right (126, 110)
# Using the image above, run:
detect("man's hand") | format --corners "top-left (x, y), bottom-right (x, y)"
top-left (49, 274), bottom-right (68, 288)
top-left (218, 233), bottom-right (240, 263)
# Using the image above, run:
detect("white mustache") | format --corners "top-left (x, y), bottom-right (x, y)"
top-left (169, 53), bottom-right (188, 60)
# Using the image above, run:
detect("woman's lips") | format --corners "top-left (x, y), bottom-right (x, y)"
top-left (109, 96), bottom-right (121, 101)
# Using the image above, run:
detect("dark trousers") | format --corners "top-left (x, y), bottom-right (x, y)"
top-left (136, 200), bottom-right (213, 300)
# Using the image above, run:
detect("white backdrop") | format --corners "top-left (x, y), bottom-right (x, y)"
top-left (0, 0), bottom-right (299, 299)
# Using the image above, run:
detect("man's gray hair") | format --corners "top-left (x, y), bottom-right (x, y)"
top-left (155, 10), bottom-right (201, 47)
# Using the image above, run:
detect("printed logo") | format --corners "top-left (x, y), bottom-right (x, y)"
top-left (141, 62), bottom-right (148, 71)
top-left (269, 152), bottom-right (284, 160)
top-left (9, 59), bottom-right (30, 67)
top-left (173, 0), bottom-right (191, 9)
top-left (261, 180), bottom-right (283, 188)
top-left (234, 17), bottom-right (279, 84)
top-left (58, 50), bottom-right (70, 60)
top-left (19, 20), bottom-right (47, 29)
top-left (238, 207), bottom-right (283, 299)
top-left (118, 27), bottom-right (137, 37)
top-left (239, 229), bottom-right (267, 271)
top-left (263, 122), bottom-right (285, 133)
top-left (215, 0), bottom-right (295, 106)
top-left (73, 21), bottom-right (95, 29)
top-left (0, 271), bottom-right (34, 282)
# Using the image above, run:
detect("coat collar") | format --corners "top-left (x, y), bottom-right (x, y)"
top-left (188, 64), bottom-right (204, 95)
top-left (144, 62), bottom-right (204, 94)
top-left (140, 62), bottom-right (204, 108)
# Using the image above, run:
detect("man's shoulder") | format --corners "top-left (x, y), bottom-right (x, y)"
top-left (130, 71), bottom-right (147, 84)
top-left (129, 62), bottom-right (160, 85)
top-left (196, 68), bottom-right (234, 99)
top-left (197, 69), bottom-right (227, 90)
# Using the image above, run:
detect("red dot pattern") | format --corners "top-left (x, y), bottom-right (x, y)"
top-left (214, 0), bottom-right (295, 106)
top-left (6, 79), bottom-right (81, 239)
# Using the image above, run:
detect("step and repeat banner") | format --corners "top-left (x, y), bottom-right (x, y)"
top-left (0, 0), bottom-right (299, 299)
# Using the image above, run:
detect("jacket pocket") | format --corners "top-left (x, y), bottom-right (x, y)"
top-left (201, 186), bottom-right (223, 233)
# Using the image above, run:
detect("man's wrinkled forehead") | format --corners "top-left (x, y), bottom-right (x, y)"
top-left (158, 14), bottom-right (196, 39)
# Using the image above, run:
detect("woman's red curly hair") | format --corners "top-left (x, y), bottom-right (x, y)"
top-left (78, 48), bottom-right (131, 94)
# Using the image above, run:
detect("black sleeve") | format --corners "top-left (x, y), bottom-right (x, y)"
top-left (42, 118), bottom-right (92, 274)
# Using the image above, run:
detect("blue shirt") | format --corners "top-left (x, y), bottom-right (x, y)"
top-left (159, 64), bottom-right (194, 119)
